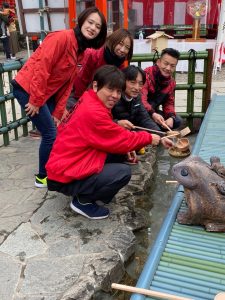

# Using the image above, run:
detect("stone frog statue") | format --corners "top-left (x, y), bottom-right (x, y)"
top-left (172, 155), bottom-right (225, 232)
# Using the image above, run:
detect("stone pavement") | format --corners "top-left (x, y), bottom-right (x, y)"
top-left (0, 135), bottom-right (157, 300)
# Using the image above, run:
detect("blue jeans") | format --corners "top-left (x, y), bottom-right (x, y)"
top-left (12, 83), bottom-right (56, 177)
top-left (1, 36), bottom-right (11, 59)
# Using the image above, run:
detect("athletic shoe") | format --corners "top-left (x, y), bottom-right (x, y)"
top-left (35, 175), bottom-right (47, 188)
top-left (70, 197), bottom-right (109, 219)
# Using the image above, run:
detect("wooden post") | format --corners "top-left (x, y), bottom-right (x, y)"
top-left (95, 0), bottom-right (107, 19)
top-left (186, 18), bottom-right (205, 42)
top-left (123, 0), bottom-right (128, 29)
top-left (202, 49), bottom-right (213, 112)
top-left (193, 18), bottom-right (200, 40)
top-left (186, 52), bottom-right (196, 129)
top-left (68, 0), bottom-right (76, 29)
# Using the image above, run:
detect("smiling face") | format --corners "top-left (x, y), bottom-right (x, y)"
top-left (95, 84), bottom-right (122, 110)
top-left (81, 12), bottom-right (102, 40)
top-left (114, 36), bottom-right (131, 58)
top-left (156, 53), bottom-right (178, 77)
top-left (125, 71), bottom-right (144, 99)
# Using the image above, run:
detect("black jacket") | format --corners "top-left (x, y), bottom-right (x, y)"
top-left (112, 94), bottom-right (160, 131)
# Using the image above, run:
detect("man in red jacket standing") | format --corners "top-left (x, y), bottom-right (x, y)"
top-left (46, 65), bottom-right (171, 220)
top-left (141, 48), bottom-right (182, 131)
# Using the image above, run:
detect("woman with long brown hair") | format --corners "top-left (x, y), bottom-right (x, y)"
top-left (67, 28), bottom-right (134, 110)
top-left (12, 7), bottom-right (107, 188)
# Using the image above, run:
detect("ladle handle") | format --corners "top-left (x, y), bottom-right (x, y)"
top-left (111, 283), bottom-right (193, 300)
top-left (134, 126), bottom-right (166, 135)
top-left (161, 121), bottom-right (172, 132)
top-left (161, 134), bottom-right (178, 140)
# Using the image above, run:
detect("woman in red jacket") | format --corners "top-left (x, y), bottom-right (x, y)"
top-left (66, 28), bottom-right (133, 110)
top-left (11, 7), bottom-right (107, 188)
top-left (46, 65), bottom-right (161, 220)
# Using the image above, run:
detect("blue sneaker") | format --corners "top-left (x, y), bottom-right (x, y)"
top-left (70, 197), bottom-right (109, 220)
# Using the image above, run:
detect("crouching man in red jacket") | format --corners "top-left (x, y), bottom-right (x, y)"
top-left (46, 65), bottom-right (172, 220)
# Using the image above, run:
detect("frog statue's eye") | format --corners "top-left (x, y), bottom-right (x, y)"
top-left (181, 168), bottom-right (189, 176)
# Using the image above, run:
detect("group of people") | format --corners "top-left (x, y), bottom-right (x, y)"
top-left (12, 7), bottom-right (182, 220)
top-left (0, 2), bottom-right (19, 60)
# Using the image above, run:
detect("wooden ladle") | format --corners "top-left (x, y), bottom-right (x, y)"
top-left (175, 138), bottom-right (190, 152)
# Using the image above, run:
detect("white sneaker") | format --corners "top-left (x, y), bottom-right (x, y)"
top-left (0, 35), bottom-right (7, 39)
top-left (11, 56), bottom-right (16, 60)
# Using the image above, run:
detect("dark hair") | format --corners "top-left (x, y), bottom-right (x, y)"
top-left (93, 65), bottom-right (126, 91)
top-left (78, 7), bottom-right (107, 49)
top-left (122, 65), bottom-right (146, 85)
top-left (106, 28), bottom-right (133, 61)
top-left (161, 48), bottom-right (180, 60)
top-left (2, 2), bottom-right (9, 8)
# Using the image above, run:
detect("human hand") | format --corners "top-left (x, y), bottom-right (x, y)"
top-left (117, 119), bottom-right (135, 130)
top-left (52, 116), bottom-right (61, 127)
top-left (127, 150), bottom-right (138, 164)
top-left (165, 117), bottom-right (174, 129)
top-left (152, 112), bottom-right (165, 125)
top-left (127, 150), bottom-right (137, 161)
top-left (25, 103), bottom-right (39, 117)
top-left (151, 134), bottom-right (161, 146)
top-left (161, 137), bottom-right (174, 149)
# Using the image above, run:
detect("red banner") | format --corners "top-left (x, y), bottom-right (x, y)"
top-left (0, 0), bottom-right (15, 8)
top-left (129, 0), bottom-right (221, 26)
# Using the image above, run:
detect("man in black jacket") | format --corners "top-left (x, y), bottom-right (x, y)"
top-left (112, 65), bottom-right (171, 149)
top-left (112, 65), bottom-right (159, 131)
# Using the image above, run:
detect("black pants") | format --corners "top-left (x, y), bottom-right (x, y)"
top-left (1, 36), bottom-right (11, 59)
top-left (48, 163), bottom-right (131, 204)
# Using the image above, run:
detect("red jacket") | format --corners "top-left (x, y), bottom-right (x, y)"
top-left (73, 47), bottom-right (125, 99)
top-left (46, 90), bottom-right (152, 183)
top-left (141, 65), bottom-right (176, 119)
top-left (15, 29), bottom-right (83, 120)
